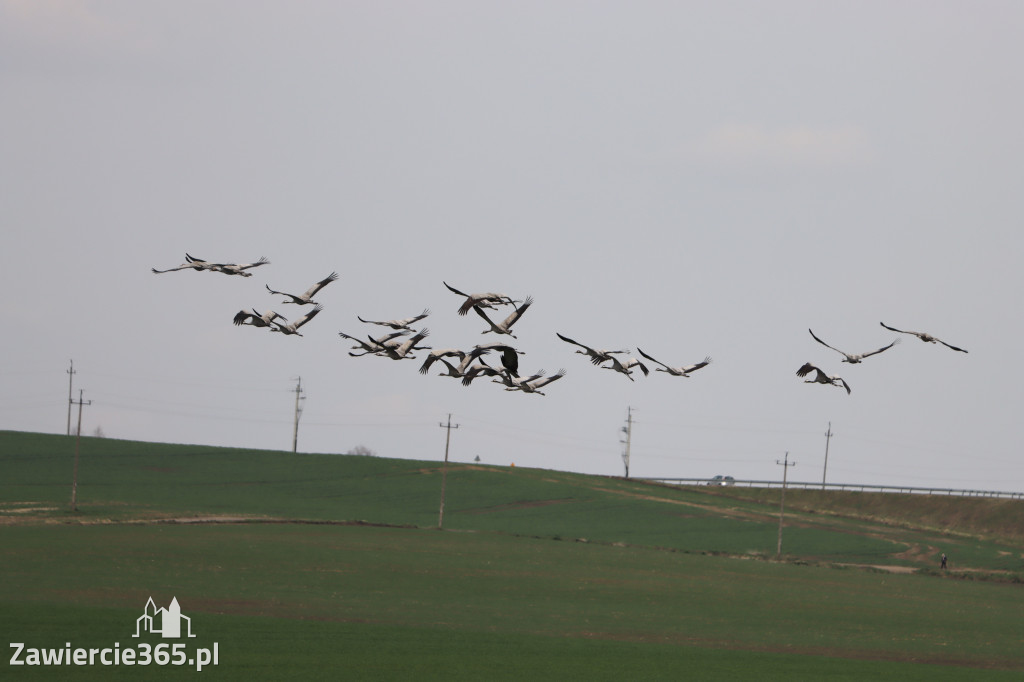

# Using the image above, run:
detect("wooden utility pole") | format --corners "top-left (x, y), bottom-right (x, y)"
top-left (66, 359), bottom-right (76, 436)
top-left (292, 377), bottom-right (304, 453)
top-left (821, 422), bottom-right (833, 489)
top-left (70, 389), bottom-right (91, 512)
top-left (776, 452), bottom-right (796, 558)
top-left (437, 414), bottom-right (459, 529)
top-left (620, 406), bottom-right (633, 478)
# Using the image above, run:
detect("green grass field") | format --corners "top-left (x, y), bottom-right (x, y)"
top-left (3, 431), bottom-right (1023, 679)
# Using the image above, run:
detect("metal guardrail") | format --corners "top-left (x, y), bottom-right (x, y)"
top-left (638, 478), bottom-right (1024, 500)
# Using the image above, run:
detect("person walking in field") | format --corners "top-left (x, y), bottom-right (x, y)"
top-left (941, 553), bottom-right (947, 570)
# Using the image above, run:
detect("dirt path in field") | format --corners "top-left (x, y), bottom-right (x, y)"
top-left (587, 483), bottom-right (781, 523)
top-left (0, 504), bottom-right (415, 529)
top-left (834, 563), bottom-right (918, 574)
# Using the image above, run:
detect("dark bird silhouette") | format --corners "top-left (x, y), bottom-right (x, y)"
top-left (472, 342), bottom-right (523, 377)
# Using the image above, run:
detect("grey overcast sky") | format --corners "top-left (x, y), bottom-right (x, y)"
top-left (2, 1), bottom-right (1022, 492)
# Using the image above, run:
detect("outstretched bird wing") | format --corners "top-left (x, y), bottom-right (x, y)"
top-left (681, 356), bottom-right (713, 373)
top-left (403, 308), bottom-right (431, 325)
top-left (500, 296), bottom-right (533, 328)
top-left (636, 348), bottom-right (670, 371)
top-left (879, 321), bottom-right (912, 336)
top-left (808, 329), bottom-right (848, 359)
top-left (237, 257), bottom-right (270, 270)
top-left (265, 283), bottom-right (293, 300)
top-left (293, 305), bottom-right (323, 329)
top-left (443, 281), bottom-right (470, 297)
top-left (555, 332), bottom-right (587, 350)
top-left (301, 271), bottom-right (339, 299)
top-left (936, 338), bottom-right (968, 353)
top-left (443, 281), bottom-right (477, 316)
top-left (796, 362), bottom-right (820, 378)
top-left (859, 338), bottom-right (900, 359)
top-left (472, 305), bottom-right (497, 328)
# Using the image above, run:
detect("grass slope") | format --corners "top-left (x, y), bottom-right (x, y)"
top-left (722, 486), bottom-right (1024, 545)
top-left (3, 431), bottom-right (1024, 679)
top-left (2, 430), bottom-right (1021, 572)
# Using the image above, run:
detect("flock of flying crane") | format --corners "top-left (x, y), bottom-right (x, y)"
top-left (796, 322), bottom-right (967, 394)
top-left (153, 253), bottom-right (968, 397)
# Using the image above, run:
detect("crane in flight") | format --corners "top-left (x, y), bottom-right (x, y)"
top-left (473, 296), bottom-right (533, 339)
top-left (602, 355), bottom-right (649, 381)
top-left (796, 362), bottom-right (851, 394)
top-left (151, 253), bottom-right (216, 274)
top-left (504, 369), bottom-right (566, 396)
top-left (269, 305), bottom-right (322, 336)
top-left (879, 322), bottom-right (968, 353)
top-left (233, 308), bottom-right (285, 328)
top-left (637, 348), bottom-right (712, 377)
top-left (338, 330), bottom-right (409, 357)
top-left (265, 272), bottom-right (338, 305)
top-left (556, 333), bottom-right (630, 366)
top-left (419, 348), bottom-right (483, 375)
top-left (200, 256), bottom-right (270, 277)
top-left (808, 329), bottom-right (899, 363)
top-left (460, 360), bottom-right (503, 386)
top-left (375, 328), bottom-right (431, 360)
top-left (443, 281), bottom-right (518, 316)
top-left (358, 308), bottom-right (430, 331)
top-left (470, 342), bottom-right (522, 377)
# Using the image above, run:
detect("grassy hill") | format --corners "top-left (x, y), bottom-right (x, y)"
top-left (4, 430), bottom-right (1024, 679)
top-left (3, 430), bottom-right (1021, 573)
top-left (721, 486), bottom-right (1024, 545)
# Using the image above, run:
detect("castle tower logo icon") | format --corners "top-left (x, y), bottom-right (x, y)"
top-left (133, 597), bottom-right (196, 638)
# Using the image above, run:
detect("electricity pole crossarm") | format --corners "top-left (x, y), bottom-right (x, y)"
top-left (775, 452), bottom-right (796, 559)
top-left (437, 414), bottom-right (460, 529)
